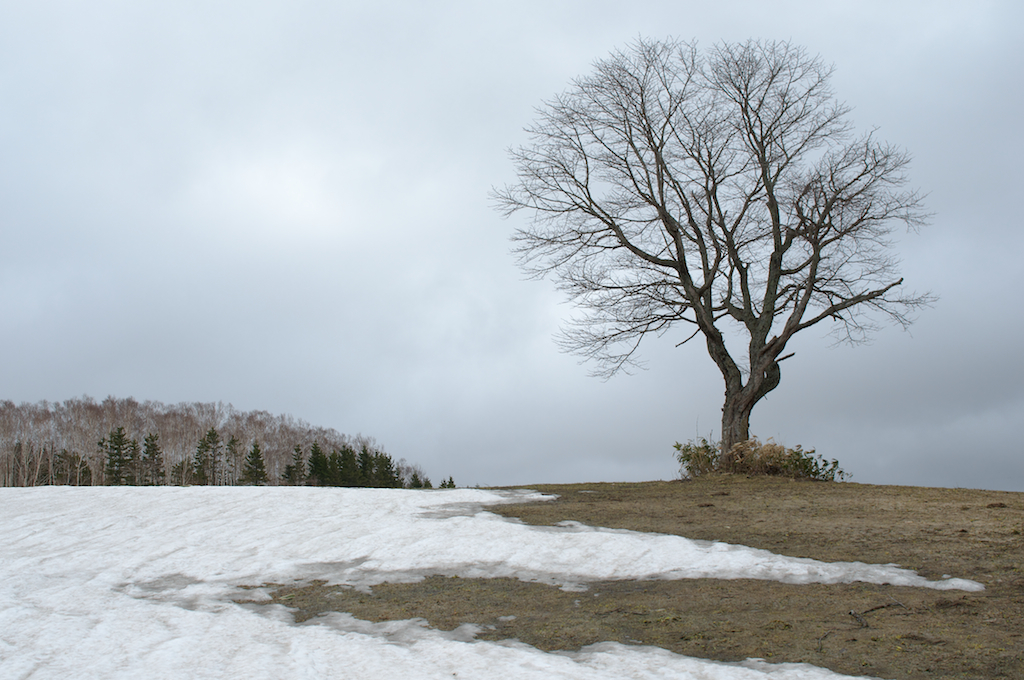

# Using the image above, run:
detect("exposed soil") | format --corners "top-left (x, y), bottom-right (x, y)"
top-left (245, 477), bottom-right (1024, 679)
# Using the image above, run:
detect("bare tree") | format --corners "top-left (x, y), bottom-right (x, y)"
top-left (495, 38), bottom-right (931, 464)
top-left (0, 396), bottom-right (369, 486)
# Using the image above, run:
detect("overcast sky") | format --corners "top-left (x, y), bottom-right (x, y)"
top-left (1, 1), bottom-right (1021, 491)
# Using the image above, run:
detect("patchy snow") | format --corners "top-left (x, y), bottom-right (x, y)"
top-left (0, 486), bottom-right (982, 679)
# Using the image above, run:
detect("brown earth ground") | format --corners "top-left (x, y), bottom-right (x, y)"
top-left (246, 476), bottom-right (1024, 679)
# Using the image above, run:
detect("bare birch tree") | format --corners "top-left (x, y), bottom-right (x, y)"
top-left (495, 38), bottom-right (931, 463)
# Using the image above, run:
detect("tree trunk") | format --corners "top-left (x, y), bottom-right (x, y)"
top-left (718, 357), bottom-right (783, 469)
top-left (720, 392), bottom-right (753, 469)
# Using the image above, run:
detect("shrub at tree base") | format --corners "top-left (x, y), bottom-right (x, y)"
top-left (673, 438), bottom-right (720, 479)
top-left (674, 437), bottom-right (847, 482)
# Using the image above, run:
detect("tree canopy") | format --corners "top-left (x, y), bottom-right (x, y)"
top-left (495, 38), bottom-right (931, 459)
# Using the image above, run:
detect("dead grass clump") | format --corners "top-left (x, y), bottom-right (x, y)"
top-left (674, 437), bottom-right (847, 481)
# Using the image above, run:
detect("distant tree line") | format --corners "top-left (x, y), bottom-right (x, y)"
top-left (0, 396), bottom-right (453, 488)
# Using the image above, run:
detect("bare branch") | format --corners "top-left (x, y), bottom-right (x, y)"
top-left (493, 37), bottom-right (932, 451)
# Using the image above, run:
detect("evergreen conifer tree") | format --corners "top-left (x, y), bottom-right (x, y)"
top-left (307, 441), bottom-right (329, 486)
top-left (191, 447), bottom-right (208, 485)
top-left (241, 441), bottom-right (269, 485)
top-left (141, 433), bottom-right (165, 485)
top-left (224, 435), bottom-right (241, 485)
top-left (101, 426), bottom-right (135, 485)
top-left (357, 445), bottom-right (374, 484)
top-left (371, 451), bottom-right (400, 488)
top-left (336, 445), bottom-right (361, 486)
top-left (126, 438), bottom-right (142, 485)
top-left (207, 429), bottom-right (224, 485)
top-left (191, 429), bottom-right (221, 485)
top-left (170, 460), bottom-right (187, 485)
top-left (282, 444), bottom-right (306, 485)
top-left (327, 450), bottom-right (343, 486)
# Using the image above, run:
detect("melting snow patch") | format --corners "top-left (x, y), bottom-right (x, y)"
top-left (0, 486), bottom-right (981, 679)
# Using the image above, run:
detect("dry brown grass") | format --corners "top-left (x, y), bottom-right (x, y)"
top-left (245, 477), bottom-right (1024, 679)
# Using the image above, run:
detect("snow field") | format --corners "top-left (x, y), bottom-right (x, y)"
top-left (0, 486), bottom-right (982, 679)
